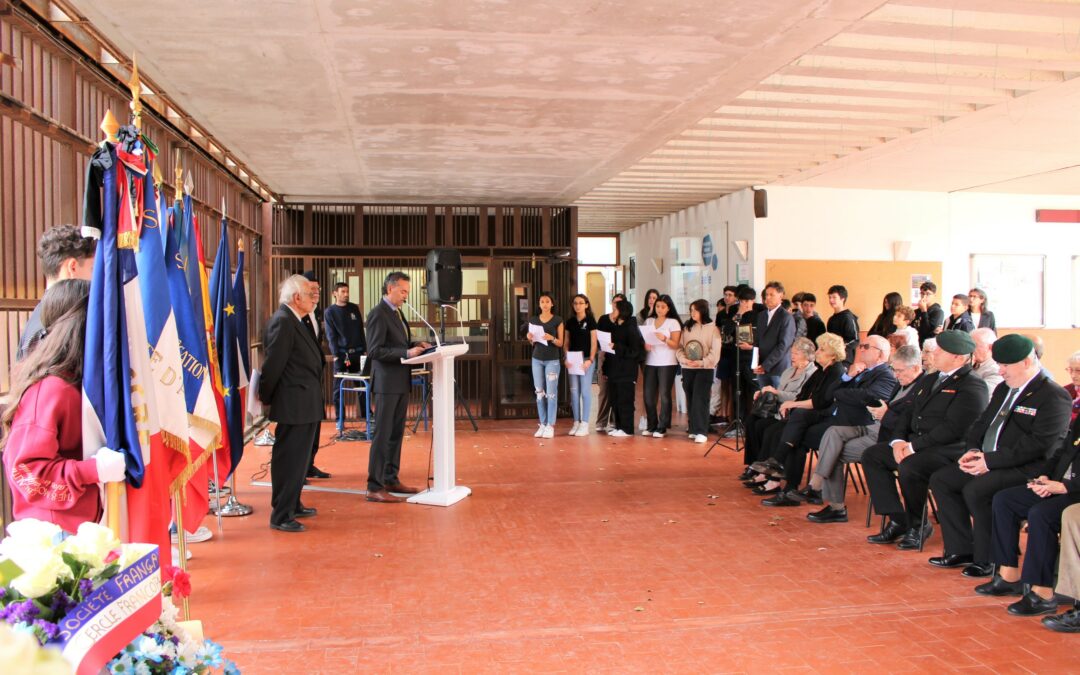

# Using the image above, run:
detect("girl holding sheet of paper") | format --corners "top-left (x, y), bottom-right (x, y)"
top-left (641, 294), bottom-right (682, 438)
top-left (606, 300), bottom-right (645, 437)
top-left (527, 292), bottom-right (564, 439)
top-left (563, 294), bottom-right (598, 437)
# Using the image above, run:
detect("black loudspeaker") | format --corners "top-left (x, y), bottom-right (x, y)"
top-left (753, 188), bottom-right (768, 218)
top-left (426, 248), bottom-right (462, 304)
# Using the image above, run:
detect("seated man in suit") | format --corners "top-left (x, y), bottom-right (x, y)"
top-left (927, 334), bottom-right (1072, 577)
top-left (259, 275), bottom-right (324, 533)
top-left (862, 331), bottom-right (990, 549)
top-left (805, 345), bottom-right (924, 523)
top-left (975, 415), bottom-right (1079, 616)
top-left (363, 272), bottom-right (432, 503)
top-left (761, 334), bottom-right (897, 507)
top-left (1043, 503), bottom-right (1080, 632)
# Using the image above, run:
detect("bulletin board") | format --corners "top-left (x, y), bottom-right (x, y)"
top-left (764, 259), bottom-right (944, 333)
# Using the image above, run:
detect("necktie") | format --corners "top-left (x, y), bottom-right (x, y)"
top-left (981, 388), bottom-right (1019, 453)
top-left (301, 314), bottom-right (317, 343)
top-left (398, 310), bottom-right (410, 341)
top-left (931, 372), bottom-right (948, 393)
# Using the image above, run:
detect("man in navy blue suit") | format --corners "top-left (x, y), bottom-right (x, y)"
top-left (750, 281), bottom-right (795, 389)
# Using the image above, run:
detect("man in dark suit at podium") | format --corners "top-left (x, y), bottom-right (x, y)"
top-left (259, 275), bottom-right (324, 532)
top-left (363, 272), bottom-right (432, 503)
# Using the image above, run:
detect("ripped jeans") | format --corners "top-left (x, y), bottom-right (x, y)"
top-left (531, 358), bottom-right (561, 426)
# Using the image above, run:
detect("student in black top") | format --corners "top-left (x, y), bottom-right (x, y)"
top-left (945, 294), bottom-right (976, 332)
top-left (825, 284), bottom-right (860, 361)
top-left (723, 286), bottom-right (762, 423)
top-left (913, 281), bottom-right (945, 346)
top-left (868, 291), bottom-right (904, 337)
top-left (800, 293), bottom-right (826, 343)
top-left (595, 293), bottom-right (625, 431)
top-left (323, 282), bottom-right (367, 412)
top-left (606, 300), bottom-right (645, 437)
top-left (967, 288), bottom-right (996, 332)
top-left (563, 294), bottom-right (598, 437)
top-left (638, 288), bottom-right (659, 324)
top-left (527, 292), bottom-right (565, 439)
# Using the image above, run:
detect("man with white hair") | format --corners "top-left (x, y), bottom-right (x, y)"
top-left (927, 334), bottom-right (1072, 577)
top-left (921, 338), bottom-right (938, 373)
top-left (971, 327), bottom-right (1003, 396)
top-left (259, 275), bottom-right (324, 533)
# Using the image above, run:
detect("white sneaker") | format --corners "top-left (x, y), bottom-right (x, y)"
top-left (542, 425), bottom-right (554, 439)
top-left (569, 421), bottom-right (581, 435)
top-left (641, 428), bottom-right (653, 436)
top-left (653, 431), bottom-right (665, 438)
top-left (171, 546), bottom-right (193, 561)
top-left (575, 425), bottom-right (590, 436)
top-left (608, 429), bottom-right (630, 437)
top-left (172, 525), bottom-right (213, 544)
top-left (694, 434), bottom-right (708, 444)
top-left (604, 425), bottom-right (615, 433)
top-left (534, 424), bottom-right (545, 438)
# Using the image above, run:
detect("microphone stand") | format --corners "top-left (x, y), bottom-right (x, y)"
top-left (706, 315), bottom-right (745, 457)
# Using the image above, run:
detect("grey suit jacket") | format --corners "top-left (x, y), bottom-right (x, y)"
top-left (363, 299), bottom-right (417, 394)
top-left (259, 304), bottom-right (325, 424)
top-left (755, 306), bottom-right (796, 377)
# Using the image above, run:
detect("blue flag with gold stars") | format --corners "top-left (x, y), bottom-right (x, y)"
top-left (209, 218), bottom-right (243, 476)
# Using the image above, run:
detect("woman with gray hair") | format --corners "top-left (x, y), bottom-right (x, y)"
top-left (739, 337), bottom-right (818, 479)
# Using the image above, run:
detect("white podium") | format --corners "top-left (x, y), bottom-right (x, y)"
top-left (401, 343), bottom-right (471, 506)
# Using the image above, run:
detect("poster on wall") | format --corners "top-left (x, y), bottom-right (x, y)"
top-left (735, 263), bottom-right (750, 285)
top-left (910, 274), bottom-right (932, 305)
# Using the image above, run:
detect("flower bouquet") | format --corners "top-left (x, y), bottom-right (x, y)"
top-left (0, 519), bottom-right (236, 674)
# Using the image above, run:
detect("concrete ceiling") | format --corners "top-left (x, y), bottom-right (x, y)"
top-left (64, 0), bottom-right (1080, 232)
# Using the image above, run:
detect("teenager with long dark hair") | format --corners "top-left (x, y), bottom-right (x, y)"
top-left (641, 294), bottom-right (681, 437)
top-left (606, 300), bottom-right (644, 437)
top-left (527, 291), bottom-right (565, 438)
top-left (564, 294), bottom-right (598, 436)
top-left (677, 299), bottom-right (722, 443)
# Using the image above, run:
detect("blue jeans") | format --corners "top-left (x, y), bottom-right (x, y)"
top-left (532, 358), bottom-right (560, 425)
top-left (568, 359), bottom-right (596, 423)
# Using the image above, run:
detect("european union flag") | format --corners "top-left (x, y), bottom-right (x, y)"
top-left (210, 219), bottom-right (244, 476)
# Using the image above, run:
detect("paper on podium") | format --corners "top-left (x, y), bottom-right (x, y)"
top-left (528, 323), bottom-right (548, 345)
top-left (401, 342), bottom-right (469, 364)
top-left (597, 330), bottom-right (614, 354)
top-left (566, 351), bottom-right (585, 375)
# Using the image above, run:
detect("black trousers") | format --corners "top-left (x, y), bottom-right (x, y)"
top-left (778, 408), bottom-right (824, 449)
top-left (368, 393), bottom-right (408, 491)
top-left (610, 379), bottom-right (637, 434)
top-left (929, 464), bottom-right (1030, 563)
top-left (745, 415), bottom-right (782, 466)
top-left (642, 365), bottom-right (677, 433)
top-left (863, 444), bottom-right (956, 529)
top-left (682, 369), bottom-right (712, 436)
top-left (758, 419), bottom-right (788, 466)
top-left (270, 421), bottom-right (318, 526)
top-left (991, 485), bottom-right (1080, 586)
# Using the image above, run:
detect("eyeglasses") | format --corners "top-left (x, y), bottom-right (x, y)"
top-left (1067, 366), bottom-right (1080, 373)
top-left (858, 343), bottom-right (880, 351)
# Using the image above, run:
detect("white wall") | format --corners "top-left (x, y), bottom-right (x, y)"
top-left (620, 185), bottom-right (1080, 328)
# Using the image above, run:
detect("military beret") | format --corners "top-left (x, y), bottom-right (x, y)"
top-left (935, 330), bottom-right (975, 356)
top-left (991, 333), bottom-right (1034, 365)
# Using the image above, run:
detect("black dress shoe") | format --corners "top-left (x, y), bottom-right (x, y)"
top-left (791, 487), bottom-right (823, 505)
top-left (1008, 591), bottom-right (1059, 616)
top-left (742, 479), bottom-right (765, 488)
top-left (867, 520), bottom-right (907, 544)
top-left (961, 562), bottom-right (994, 578)
top-left (762, 491), bottom-right (800, 507)
top-left (737, 467), bottom-right (756, 481)
top-left (294, 507), bottom-right (317, 519)
top-left (1042, 608), bottom-right (1080, 633)
top-left (807, 505), bottom-right (848, 523)
top-left (928, 553), bottom-right (974, 568)
top-left (307, 466), bottom-right (331, 479)
top-left (270, 519), bottom-right (306, 533)
top-left (974, 575), bottom-right (1024, 597)
top-left (896, 523), bottom-right (934, 550)
top-left (752, 483), bottom-right (781, 496)
top-left (749, 458), bottom-right (782, 475)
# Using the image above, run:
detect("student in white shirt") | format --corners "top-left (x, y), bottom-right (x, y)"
top-left (641, 294), bottom-right (682, 437)
top-left (892, 305), bottom-right (919, 348)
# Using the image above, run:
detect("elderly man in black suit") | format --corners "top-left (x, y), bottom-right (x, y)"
top-left (927, 334), bottom-right (1072, 577)
top-left (862, 331), bottom-right (990, 549)
top-left (259, 274), bottom-right (324, 533)
top-left (975, 415), bottom-right (1080, 616)
top-left (363, 271), bottom-right (432, 503)
top-left (748, 281), bottom-right (795, 390)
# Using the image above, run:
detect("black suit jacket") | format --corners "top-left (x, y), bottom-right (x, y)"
top-left (363, 299), bottom-right (416, 394)
top-left (1043, 416), bottom-right (1080, 492)
top-left (876, 381), bottom-right (919, 442)
top-left (259, 304), bottom-right (325, 424)
top-left (754, 306), bottom-right (795, 377)
top-left (968, 372), bottom-right (1072, 473)
top-left (893, 365), bottom-right (990, 453)
top-left (831, 363), bottom-right (899, 427)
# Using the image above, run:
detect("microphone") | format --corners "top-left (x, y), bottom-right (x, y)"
top-left (403, 300), bottom-right (441, 348)
top-left (439, 304), bottom-right (467, 344)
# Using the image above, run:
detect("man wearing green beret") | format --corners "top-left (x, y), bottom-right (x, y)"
top-left (928, 333), bottom-right (1072, 577)
top-left (862, 330), bottom-right (990, 549)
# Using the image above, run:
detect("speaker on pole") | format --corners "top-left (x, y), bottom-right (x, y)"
top-left (426, 248), bottom-right (462, 304)
top-left (753, 188), bottom-right (768, 218)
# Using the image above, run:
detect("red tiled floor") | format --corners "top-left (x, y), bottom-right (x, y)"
top-left (183, 418), bottom-right (1075, 672)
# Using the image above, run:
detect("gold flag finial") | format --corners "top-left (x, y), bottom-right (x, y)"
top-left (184, 169), bottom-right (194, 196)
top-left (100, 109), bottom-right (120, 143)
top-left (128, 54), bottom-right (143, 130)
top-left (174, 149), bottom-right (183, 201)
top-left (237, 237), bottom-right (244, 253)
top-left (152, 157), bottom-right (164, 186)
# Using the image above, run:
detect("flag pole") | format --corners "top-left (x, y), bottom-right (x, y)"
top-left (172, 492), bottom-right (190, 620)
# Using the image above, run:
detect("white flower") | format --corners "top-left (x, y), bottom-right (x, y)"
top-left (58, 522), bottom-right (121, 575)
top-left (10, 553), bottom-right (68, 599)
top-left (0, 519), bottom-right (64, 574)
top-left (0, 623), bottom-right (72, 675)
top-left (135, 636), bottom-right (165, 661)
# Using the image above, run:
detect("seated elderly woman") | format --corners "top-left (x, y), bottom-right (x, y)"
top-left (743, 333), bottom-right (847, 497)
top-left (739, 336), bottom-right (818, 478)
